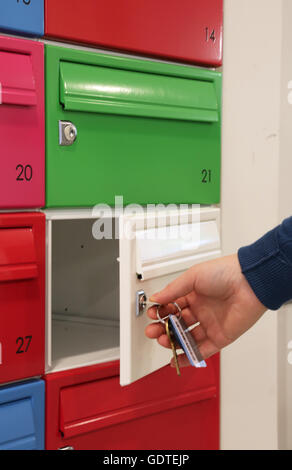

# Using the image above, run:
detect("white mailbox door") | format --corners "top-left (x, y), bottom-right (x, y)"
top-left (119, 207), bottom-right (221, 386)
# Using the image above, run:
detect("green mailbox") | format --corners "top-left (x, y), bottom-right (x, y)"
top-left (45, 44), bottom-right (221, 207)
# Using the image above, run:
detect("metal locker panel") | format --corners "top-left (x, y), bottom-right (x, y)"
top-left (0, 380), bottom-right (45, 450)
top-left (0, 213), bottom-right (45, 385)
top-left (45, 44), bottom-right (221, 208)
top-left (0, 35), bottom-right (45, 209)
top-left (135, 218), bottom-right (220, 281)
top-left (44, 358), bottom-right (219, 450)
top-left (45, 0), bottom-right (222, 66)
top-left (0, 0), bottom-right (44, 36)
top-left (119, 207), bottom-right (220, 385)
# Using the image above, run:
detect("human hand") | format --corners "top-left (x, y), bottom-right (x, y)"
top-left (145, 254), bottom-right (267, 367)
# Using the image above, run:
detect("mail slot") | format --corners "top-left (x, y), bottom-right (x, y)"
top-left (0, 213), bottom-right (45, 385)
top-left (45, 0), bottom-right (223, 66)
top-left (45, 207), bottom-right (220, 385)
top-left (44, 359), bottom-right (219, 450)
top-left (0, 0), bottom-right (44, 36)
top-left (45, 44), bottom-right (221, 208)
top-left (0, 35), bottom-right (45, 209)
top-left (0, 379), bottom-right (45, 450)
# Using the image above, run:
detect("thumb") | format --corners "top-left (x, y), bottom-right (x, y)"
top-left (150, 265), bottom-right (197, 305)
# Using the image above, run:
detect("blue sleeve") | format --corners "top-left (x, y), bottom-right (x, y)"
top-left (238, 217), bottom-right (292, 310)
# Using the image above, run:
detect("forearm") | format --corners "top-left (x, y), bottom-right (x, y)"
top-left (238, 217), bottom-right (292, 310)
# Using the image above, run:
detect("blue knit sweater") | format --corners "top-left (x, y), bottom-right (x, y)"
top-left (238, 217), bottom-right (292, 310)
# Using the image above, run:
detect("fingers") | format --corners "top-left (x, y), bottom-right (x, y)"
top-left (145, 312), bottom-right (206, 349)
top-left (189, 324), bottom-right (206, 343)
top-left (170, 339), bottom-right (219, 369)
top-left (146, 324), bottom-right (218, 371)
top-left (156, 325), bottom-right (207, 350)
top-left (198, 339), bottom-right (219, 360)
top-left (147, 296), bottom-right (189, 321)
top-left (157, 333), bottom-right (171, 349)
top-left (145, 322), bottom-right (165, 339)
top-left (146, 306), bottom-right (198, 340)
top-left (150, 266), bottom-right (197, 305)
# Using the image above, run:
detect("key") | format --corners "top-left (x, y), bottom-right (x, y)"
top-left (165, 317), bottom-right (181, 376)
top-left (168, 314), bottom-right (207, 368)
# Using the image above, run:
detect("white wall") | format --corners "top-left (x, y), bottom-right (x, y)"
top-left (277, 0), bottom-right (292, 450)
top-left (221, 0), bottom-right (283, 449)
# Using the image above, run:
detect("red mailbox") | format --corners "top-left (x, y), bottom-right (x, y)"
top-left (0, 35), bottom-right (45, 209)
top-left (0, 213), bottom-right (45, 385)
top-left (45, 0), bottom-right (223, 66)
top-left (44, 357), bottom-right (219, 450)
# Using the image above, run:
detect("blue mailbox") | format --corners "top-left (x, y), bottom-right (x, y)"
top-left (0, 0), bottom-right (44, 36)
top-left (0, 379), bottom-right (45, 450)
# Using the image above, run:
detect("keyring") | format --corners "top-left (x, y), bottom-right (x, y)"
top-left (156, 302), bottom-right (182, 324)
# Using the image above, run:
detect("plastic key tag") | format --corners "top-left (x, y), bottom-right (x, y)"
top-left (165, 317), bottom-right (181, 376)
top-left (168, 314), bottom-right (207, 368)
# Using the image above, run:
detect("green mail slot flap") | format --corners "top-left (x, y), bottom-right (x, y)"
top-left (59, 61), bottom-right (219, 123)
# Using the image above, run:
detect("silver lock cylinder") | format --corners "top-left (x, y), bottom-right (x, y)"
top-left (135, 290), bottom-right (161, 317)
top-left (59, 121), bottom-right (77, 146)
top-left (136, 290), bottom-right (147, 317)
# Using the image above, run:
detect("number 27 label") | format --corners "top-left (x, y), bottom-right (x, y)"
top-left (16, 336), bottom-right (32, 354)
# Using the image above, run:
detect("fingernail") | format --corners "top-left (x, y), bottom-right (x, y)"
top-left (149, 295), bottom-right (157, 302)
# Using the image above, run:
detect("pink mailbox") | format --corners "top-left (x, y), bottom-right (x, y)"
top-left (0, 35), bottom-right (44, 209)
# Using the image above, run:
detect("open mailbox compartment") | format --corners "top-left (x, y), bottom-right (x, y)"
top-left (45, 207), bottom-right (220, 386)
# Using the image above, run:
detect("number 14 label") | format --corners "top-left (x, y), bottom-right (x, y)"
top-left (205, 27), bottom-right (216, 43)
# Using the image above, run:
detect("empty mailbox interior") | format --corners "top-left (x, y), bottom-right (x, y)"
top-left (47, 215), bottom-right (119, 373)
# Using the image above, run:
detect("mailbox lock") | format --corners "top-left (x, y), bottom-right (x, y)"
top-left (135, 290), bottom-right (160, 317)
top-left (59, 121), bottom-right (77, 146)
top-left (136, 290), bottom-right (147, 317)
